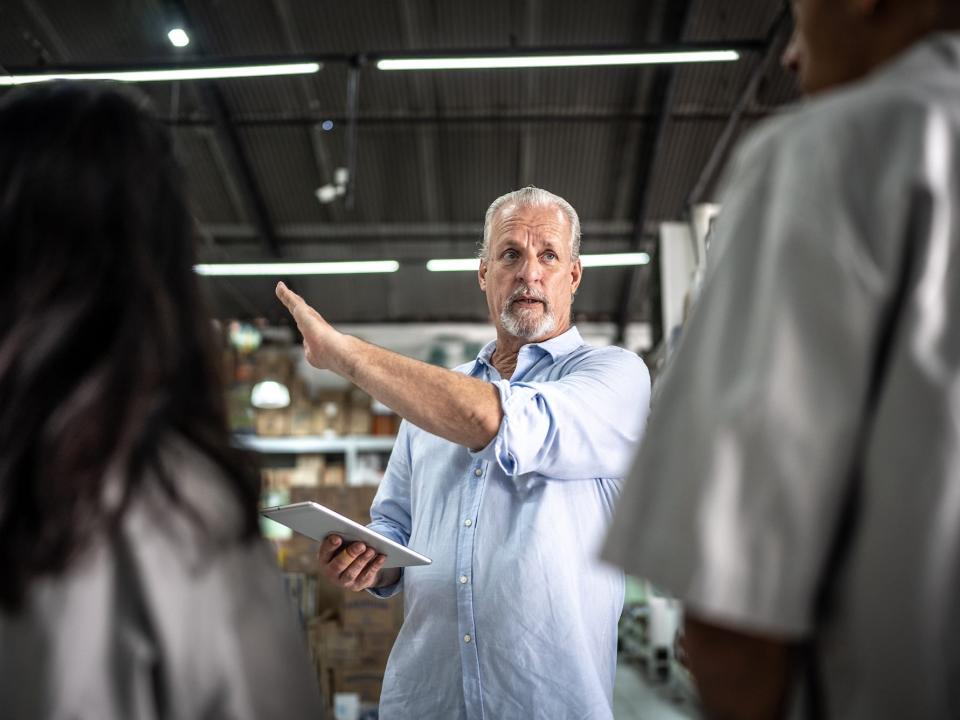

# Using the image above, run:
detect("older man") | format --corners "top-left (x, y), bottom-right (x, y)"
top-left (604, 1), bottom-right (960, 718)
top-left (277, 187), bottom-right (650, 719)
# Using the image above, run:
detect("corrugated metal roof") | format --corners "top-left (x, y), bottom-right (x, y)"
top-left (0, 0), bottom-right (802, 326)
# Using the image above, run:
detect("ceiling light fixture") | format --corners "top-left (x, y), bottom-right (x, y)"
top-left (426, 253), bottom-right (650, 272)
top-left (0, 61), bottom-right (321, 85)
top-left (194, 261), bottom-right (399, 276)
top-left (378, 50), bottom-right (739, 71)
top-left (580, 252), bottom-right (651, 267)
top-left (167, 28), bottom-right (190, 48)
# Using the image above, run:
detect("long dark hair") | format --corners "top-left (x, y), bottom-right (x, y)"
top-left (0, 82), bottom-right (260, 613)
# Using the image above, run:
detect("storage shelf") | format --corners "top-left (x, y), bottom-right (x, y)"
top-left (234, 434), bottom-right (396, 454)
top-left (235, 434), bottom-right (396, 485)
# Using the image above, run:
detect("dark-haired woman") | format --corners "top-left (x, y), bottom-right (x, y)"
top-left (0, 82), bottom-right (323, 719)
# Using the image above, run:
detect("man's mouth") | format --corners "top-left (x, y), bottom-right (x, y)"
top-left (513, 297), bottom-right (544, 309)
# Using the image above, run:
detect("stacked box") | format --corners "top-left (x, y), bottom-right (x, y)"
top-left (312, 392), bottom-right (348, 435)
top-left (264, 487), bottom-right (400, 710)
top-left (255, 408), bottom-right (291, 436)
top-left (292, 455), bottom-right (325, 487)
top-left (289, 402), bottom-right (315, 436)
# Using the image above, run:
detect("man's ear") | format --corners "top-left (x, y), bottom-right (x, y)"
top-left (570, 258), bottom-right (583, 295)
top-left (478, 260), bottom-right (488, 292)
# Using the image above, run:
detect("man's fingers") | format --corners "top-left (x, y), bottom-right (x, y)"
top-left (358, 555), bottom-right (387, 589)
top-left (318, 534), bottom-right (344, 564)
top-left (340, 548), bottom-right (376, 584)
top-left (275, 281), bottom-right (302, 314)
top-left (327, 542), bottom-right (367, 575)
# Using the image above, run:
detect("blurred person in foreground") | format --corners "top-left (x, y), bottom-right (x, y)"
top-left (604, 0), bottom-right (960, 718)
top-left (0, 83), bottom-right (322, 720)
top-left (276, 187), bottom-right (650, 719)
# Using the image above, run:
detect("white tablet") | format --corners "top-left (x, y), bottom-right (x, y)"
top-left (260, 501), bottom-right (432, 568)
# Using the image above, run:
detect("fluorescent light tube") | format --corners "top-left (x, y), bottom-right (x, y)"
top-left (0, 62), bottom-right (321, 85)
top-left (194, 261), bottom-right (399, 276)
top-left (378, 50), bottom-right (739, 71)
top-left (426, 253), bottom-right (650, 272)
top-left (580, 252), bottom-right (650, 267)
top-left (167, 28), bottom-right (190, 48)
top-left (426, 258), bottom-right (481, 272)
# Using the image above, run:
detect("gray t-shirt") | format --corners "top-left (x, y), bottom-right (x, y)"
top-left (603, 33), bottom-right (960, 719)
top-left (0, 438), bottom-right (324, 720)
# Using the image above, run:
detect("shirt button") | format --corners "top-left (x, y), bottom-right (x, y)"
top-left (464, 634), bottom-right (472, 643)
top-left (473, 468), bottom-right (482, 477)
top-left (459, 575), bottom-right (469, 584)
top-left (464, 519), bottom-right (473, 527)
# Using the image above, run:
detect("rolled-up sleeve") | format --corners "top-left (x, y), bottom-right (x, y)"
top-left (471, 348), bottom-right (651, 480)
top-left (367, 421), bottom-right (414, 598)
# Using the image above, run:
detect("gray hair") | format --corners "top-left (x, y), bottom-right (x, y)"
top-left (479, 186), bottom-right (581, 261)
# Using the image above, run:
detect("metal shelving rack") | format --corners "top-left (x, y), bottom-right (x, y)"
top-left (234, 434), bottom-right (396, 484)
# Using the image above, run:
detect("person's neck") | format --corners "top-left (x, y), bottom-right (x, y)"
top-left (861, 11), bottom-right (955, 76)
top-left (489, 324), bottom-right (570, 379)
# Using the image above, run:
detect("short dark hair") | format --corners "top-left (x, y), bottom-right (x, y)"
top-left (0, 82), bottom-right (260, 612)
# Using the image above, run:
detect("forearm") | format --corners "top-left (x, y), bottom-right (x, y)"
top-left (684, 615), bottom-right (797, 720)
top-left (332, 335), bottom-right (502, 450)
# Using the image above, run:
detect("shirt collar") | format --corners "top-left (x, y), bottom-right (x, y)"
top-left (476, 325), bottom-right (584, 367)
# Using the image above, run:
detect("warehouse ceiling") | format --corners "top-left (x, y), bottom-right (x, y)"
top-left (0, 0), bottom-right (799, 342)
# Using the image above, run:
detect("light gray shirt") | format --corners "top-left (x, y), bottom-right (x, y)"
top-left (603, 33), bottom-right (960, 720)
top-left (0, 439), bottom-right (324, 720)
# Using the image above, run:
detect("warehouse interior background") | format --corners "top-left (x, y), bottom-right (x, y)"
top-left (1, 1), bottom-right (801, 717)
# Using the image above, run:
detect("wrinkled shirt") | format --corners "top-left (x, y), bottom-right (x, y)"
top-left (369, 326), bottom-right (650, 720)
top-left (604, 33), bottom-right (960, 720)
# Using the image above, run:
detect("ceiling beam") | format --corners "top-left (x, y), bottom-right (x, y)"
top-left (269, 0), bottom-right (343, 223)
top-left (172, 0), bottom-right (282, 257)
top-left (400, 0), bottom-right (443, 222)
top-left (613, 0), bottom-right (695, 346)
top-left (515, 0), bottom-right (541, 188)
top-left (159, 109), bottom-right (772, 127)
top-left (687, 6), bottom-right (793, 206)
top-left (0, 40), bottom-right (765, 75)
top-left (201, 219), bottom-right (648, 241)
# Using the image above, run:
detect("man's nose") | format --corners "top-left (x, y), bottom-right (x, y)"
top-left (516, 254), bottom-right (543, 283)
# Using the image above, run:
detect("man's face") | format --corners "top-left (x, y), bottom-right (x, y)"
top-left (479, 204), bottom-right (582, 343)
top-left (789, 0), bottom-right (872, 95)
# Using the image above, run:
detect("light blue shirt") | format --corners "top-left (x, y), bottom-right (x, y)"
top-left (368, 326), bottom-right (650, 720)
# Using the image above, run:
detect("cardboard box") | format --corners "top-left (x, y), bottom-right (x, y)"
top-left (323, 463), bottom-right (346, 487)
top-left (316, 622), bottom-right (362, 664)
top-left (313, 392), bottom-right (348, 435)
top-left (333, 664), bottom-right (383, 704)
top-left (341, 594), bottom-right (401, 633)
top-left (289, 402), bottom-right (315, 436)
top-left (347, 405), bottom-right (372, 435)
top-left (255, 408), bottom-right (291, 436)
top-left (281, 535), bottom-right (319, 573)
top-left (292, 455), bottom-right (325, 487)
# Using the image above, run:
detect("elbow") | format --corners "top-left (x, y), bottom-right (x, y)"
top-left (468, 406), bottom-right (502, 451)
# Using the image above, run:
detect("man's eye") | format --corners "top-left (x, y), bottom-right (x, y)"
top-left (502, 250), bottom-right (519, 260)
top-left (543, 252), bottom-right (557, 261)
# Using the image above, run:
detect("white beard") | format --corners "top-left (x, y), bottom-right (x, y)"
top-left (500, 301), bottom-right (557, 340)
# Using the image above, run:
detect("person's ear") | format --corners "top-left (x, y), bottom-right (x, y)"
top-left (849, 0), bottom-right (880, 17)
top-left (570, 258), bottom-right (583, 295)
top-left (478, 260), bottom-right (488, 292)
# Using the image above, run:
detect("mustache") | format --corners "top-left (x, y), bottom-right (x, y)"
top-left (507, 285), bottom-right (548, 307)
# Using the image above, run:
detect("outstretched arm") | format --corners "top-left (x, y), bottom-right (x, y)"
top-left (276, 282), bottom-right (502, 450)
